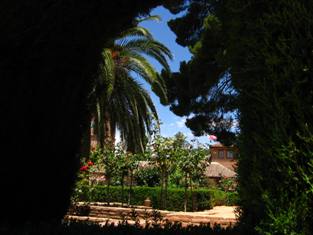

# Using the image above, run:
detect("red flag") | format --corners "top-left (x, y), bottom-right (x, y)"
top-left (208, 135), bottom-right (217, 140)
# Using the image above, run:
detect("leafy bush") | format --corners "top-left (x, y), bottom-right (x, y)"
top-left (74, 185), bottom-right (212, 211)
top-left (218, 178), bottom-right (237, 192)
top-left (208, 189), bottom-right (227, 206)
top-left (226, 191), bottom-right (239, 206)
top-left (134, 167), bottom-right (160, 187)
top-left (73, 185), bottom-right (238, 211)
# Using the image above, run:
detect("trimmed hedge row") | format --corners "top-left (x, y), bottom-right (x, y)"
top-left (75, 185), bottom-right (238, 211)
top-left (77, 185), bottom-right (211, 211)
top-left (209, 189), bottom-right (239, 206)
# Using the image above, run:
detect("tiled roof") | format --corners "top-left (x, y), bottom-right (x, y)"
top-left (210, 142), bottom-right (224, 147)
top-left (205, 162), bottom-right (236, 178)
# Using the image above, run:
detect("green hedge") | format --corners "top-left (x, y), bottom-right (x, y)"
top-left (75, 185), bottom-right (238, 211)
top-left (208, 190), bottom-right (239, 206)
top-left (76, 185), bottom-right (211, 211)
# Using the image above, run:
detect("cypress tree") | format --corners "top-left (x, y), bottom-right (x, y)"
top-left (164, 0), bottom-right (313, 233)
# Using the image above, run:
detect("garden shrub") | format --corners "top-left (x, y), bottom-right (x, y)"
top-left (73, 185), bottom-right (238, 211)
top-left (208, 189), bottom-right (227, 206)
top-left (133, 167), bottom-right (160, 187)
top-left (226, 192), bottom-right (239, 206)
top-left (203, 189), bottom-right (238, 207)
top-left (74, 185), bottom-right (212, 211)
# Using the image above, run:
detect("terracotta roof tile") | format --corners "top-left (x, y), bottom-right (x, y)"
top-left (205, 162), bottom-right (236, 178)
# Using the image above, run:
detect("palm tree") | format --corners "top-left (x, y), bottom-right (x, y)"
top-left (92, 16), bottom-right (172, 152)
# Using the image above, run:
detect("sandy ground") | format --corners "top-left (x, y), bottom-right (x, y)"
top-left (66, 206), bottom-right (239, 227)
top-left (179, 206), bottom-right (238, 219)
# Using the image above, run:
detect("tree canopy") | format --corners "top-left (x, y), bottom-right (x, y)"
top-left (161, 0), bottom-right (313, 234)
top-left (92, 16), bottom-right (172, 152)
top-left (161, 0), bottom-right (238, 146)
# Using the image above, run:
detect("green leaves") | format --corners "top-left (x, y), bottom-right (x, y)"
top-left (92, 15), bottom-right (172, 152)
top-left (118, 26), bottom-right (154, 40)
top-left (99, 49), bottom-right (115, 100)
top-left (136, 15), bottom-right (161, 24)
top-left (118, 38), bottom-right (172, 72)
top-left (112, 75), bottom-right (158, 152)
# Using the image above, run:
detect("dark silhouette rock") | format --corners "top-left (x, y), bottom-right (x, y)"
top-left (0, 0), bottom-right (184, 224)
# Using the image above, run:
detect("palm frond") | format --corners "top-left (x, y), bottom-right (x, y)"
top-left (119, 39), bottom-right (172, 72)
top-left (117, 26), bottom-right (153, 40)
top-left (99, 49), bottom-right (115, 100)
top-left (92, 16), bottom-right (172, 151)
top-left (123, 53), bottom-right (157, 84)
top-left (136, 15), bottom-right (161, 24)
top-left (109, 74), bottom-right (158, 152)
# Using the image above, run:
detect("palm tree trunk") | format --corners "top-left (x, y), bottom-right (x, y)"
top-left (110, 120), bottom-right (116, 146)
top-left (80, 113), bottom-right (91, 158)
top-left (104, 109), bottom-right (115, 149)
top-left (93, 113), bottom-right (99, 147)
top-left (96, 100), bottom-right (104, 149)
top-left (96, 99), bottom-right (116, 150)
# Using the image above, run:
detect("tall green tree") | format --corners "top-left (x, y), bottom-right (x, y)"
top-left (92, 16), bottom-right (173, 152)
top-left (174, 137), bottom-right (208, 212)
top-left (150, 135), bottom-right (177, 209)
top-left (163, 0), bottom-right (313, 234)
top-left (161, 1), bottom-right (238, 145)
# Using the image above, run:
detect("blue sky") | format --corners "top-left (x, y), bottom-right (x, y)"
top-left (137, 6), bottom-right (213, 145)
